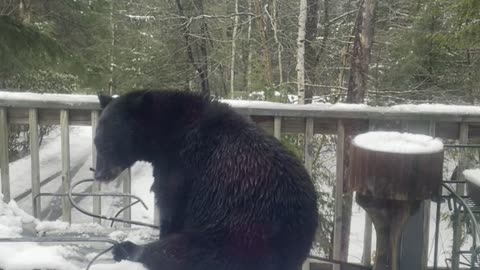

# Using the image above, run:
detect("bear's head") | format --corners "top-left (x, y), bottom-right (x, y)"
top-left (93, 93), bottom-right (141, 182)
top-left (93, 90), bottom-right (209, 182)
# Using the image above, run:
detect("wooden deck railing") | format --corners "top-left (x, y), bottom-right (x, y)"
top-left (2, 91), bottom-right (480, 269)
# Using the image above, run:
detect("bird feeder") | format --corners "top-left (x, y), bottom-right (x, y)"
top-left (348, 131), bottom-right (443, 270)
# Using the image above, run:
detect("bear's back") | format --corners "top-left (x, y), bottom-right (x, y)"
top-left (178, 100), bottom-right (318, 266)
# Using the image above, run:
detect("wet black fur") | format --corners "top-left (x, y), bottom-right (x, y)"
top-left (94, 90), bottom-right (318, 270)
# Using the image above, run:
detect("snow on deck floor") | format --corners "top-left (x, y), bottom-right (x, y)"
top-left (0, 191), bottom-right (153, 270)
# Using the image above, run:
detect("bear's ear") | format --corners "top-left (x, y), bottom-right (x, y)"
top-left (130, 90), bottom-right (154, 118)
top-left (98, 94), bottom-right (113, 109)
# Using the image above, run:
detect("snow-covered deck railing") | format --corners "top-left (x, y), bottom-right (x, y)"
top-left (1, 90), bottom-right (480, 269)
top-left (4, 91), bottom-right (480, 121)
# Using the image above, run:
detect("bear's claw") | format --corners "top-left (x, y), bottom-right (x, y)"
top-left (112, 241), bottom-right (138, 262)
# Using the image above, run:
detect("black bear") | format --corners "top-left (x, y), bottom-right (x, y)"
top-left (94, 90), bottom-right (318, 270)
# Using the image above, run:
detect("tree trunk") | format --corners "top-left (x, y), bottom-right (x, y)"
top-left (341, 0), bottom-right (377, 263)
top-left (246, 0), bottom-right (253, 93)
top-left (304, 0), bottom-right (320, 104)
top-left (15, 0), bottom-right (31, 23)
top-left (466, 49), bottom-right (476, 104)
top-left (175, 0), bottom-right (210, 96)
top-left (196, 0), bottom-right (210, 96)
top-left (254, 0), bottom-right (273, 87)
top-left (296, 0), bottom-right (307, 104)
top-left (230, 0), bottom-right (239, 98)
top-left (318, 0), bottom-right (331, 59)
top-left (346, 0), bottom-right (377, 103)
top-left (334, 8), bottom-right (359, 102)
top-left (108, 0), bottom-right (116, 95)
top-left (307, 0), bottom-right (331, 102)
top-left (272, 0), bottom-right (283, 86)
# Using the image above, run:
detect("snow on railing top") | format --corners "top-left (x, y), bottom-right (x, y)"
top-left (0, 91), bottom-right (100, 110)
top-left (1, 91), bottom-right (480, 121)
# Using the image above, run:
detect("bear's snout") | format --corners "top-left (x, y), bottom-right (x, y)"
top-left (94, 155), bottom-right (124, 182)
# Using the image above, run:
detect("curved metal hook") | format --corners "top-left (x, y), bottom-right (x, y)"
top-left (86, 245), bottom-right (117, 270)
top-left (68, 178), bottom-right (159, 229)
top-left (110, 200), bottom-right (142, 227)
top-left (71, 179), bottom-right (149, 209)
top-left (443, 183), bottom-right (480, 242)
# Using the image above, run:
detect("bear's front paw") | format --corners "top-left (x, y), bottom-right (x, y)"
top-left (112, 241), bottom-right (138, 262)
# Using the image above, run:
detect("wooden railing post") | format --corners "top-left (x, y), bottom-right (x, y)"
top-left (91, 110), bottom-right (101, 223)
top-left (361, 121), bottom-right (376, 266)
top-left (274, 116), bottom-right (282, 140)
top-left (304, 118), bottom-right (314, 174)
top-left (0, 108), bottom-right (9, 202)
top-left (154, 206), bottom-right (160, 227)
top-left (29, 109), bottom-right (41, 218)
top-left (333, 120), bottom-right (345, 270)
top-left (451, 122), bottom-right (469, 270)
top-left (120, 168), bottom-right (132, 227)
top-left (301, 259), bottom-right (310, 270)
top-left (60, 109), bottom-right (71, 223)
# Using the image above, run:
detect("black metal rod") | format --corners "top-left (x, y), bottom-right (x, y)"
top-left (472, 217), bottom-right (478, 269)
top-left (34, 191), bottom-right (149, 209)
top-left (443, 183), bottom-right (480, 268)
top-left (443, 183), bottom-right (480, 235)
top-left (444, 144), bottom-right (480, 148)
top-left (433, 187), bottom-right (442, 270)
top-left (307, 254), bottom-right (371, 269)
top-left (0, 236), bottom-right (119, 246)
top-left (35, 192), bottom-right (146, 228)
top-left (444, 180), bottom-right (467, 184)
top-left (87, 245), bottom-right (117, 270)
top-left (110, 200), bottom-right (142, 227)
top-left (68, 179), bottom-right (159, 229)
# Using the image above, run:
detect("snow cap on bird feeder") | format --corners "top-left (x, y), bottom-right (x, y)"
top-left (348, 131), bottom-right (444, 201)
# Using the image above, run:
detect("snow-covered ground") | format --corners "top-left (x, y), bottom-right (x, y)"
top-left (0, 190), bottom-right (154, 270)
top-left (0, 126), bottom-right (464, 269)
